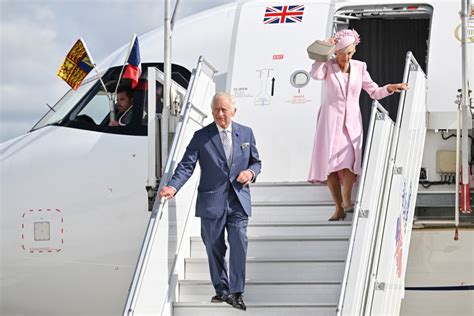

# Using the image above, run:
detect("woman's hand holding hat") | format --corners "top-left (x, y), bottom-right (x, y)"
top-left (326, 37), bottom-right (337, 45)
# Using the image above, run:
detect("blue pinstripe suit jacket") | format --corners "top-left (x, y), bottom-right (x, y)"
top-left (168, 121), bottom-right (261, 218)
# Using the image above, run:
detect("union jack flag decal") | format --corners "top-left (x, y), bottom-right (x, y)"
top-left (263, 5), bottom-right (305, 24)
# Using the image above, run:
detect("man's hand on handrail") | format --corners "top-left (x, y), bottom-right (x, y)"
top-left (159, 186), bottom-right (177, 200)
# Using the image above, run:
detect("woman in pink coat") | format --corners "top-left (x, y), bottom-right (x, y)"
top-left (307, 29), bottom-right (407, 221)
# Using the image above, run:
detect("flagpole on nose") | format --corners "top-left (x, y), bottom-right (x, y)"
top-left (84, 40), bottom-right (116, 121)
top-left (80, 38), bottom-right (115, 121)
top-left (109, 33), bottom-right (138, 123)
top-left (92, 70), bottom-right (115, 122)
top-left (93, 69), bottom-right (110, 101)
top-left (79, 38), bottom-right (109, 96)
top-left (115, 33), bottom-right (138, 95)
top-left (96, 71), bottom-right (115, 122)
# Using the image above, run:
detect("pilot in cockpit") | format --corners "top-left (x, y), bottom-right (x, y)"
top-left (109, 85), bottom-right (133, 126)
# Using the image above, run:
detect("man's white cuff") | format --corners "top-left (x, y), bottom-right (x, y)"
top-left (247, 169), bottom-right (256, 181)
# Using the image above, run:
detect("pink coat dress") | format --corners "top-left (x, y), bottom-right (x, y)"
top-left (308, 59), bottom-right (393, 183)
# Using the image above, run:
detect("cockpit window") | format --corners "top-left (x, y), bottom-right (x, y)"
top-left (30, 63), bottom-right (191, 136)
top-left (74, 90), bottom-right (111, 125)
top-left (31, 79), bottom-right (97, 131)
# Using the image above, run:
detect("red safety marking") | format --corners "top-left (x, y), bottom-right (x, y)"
top-left (460, 184), bottom-right (471, 213)
top-left (460, 166), bottom-right (472, 214)
top-left (273, 54), bottom-right (284, 60)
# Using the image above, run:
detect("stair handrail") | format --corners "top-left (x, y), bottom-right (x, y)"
top-left (337, 51), bottom-right (425, 315)
top-left (336, 101), bottom-right (390, 315)
top-left (123, 56), bottom-right (216, 316)
top-left (363, 52), bottom-right (427, 314)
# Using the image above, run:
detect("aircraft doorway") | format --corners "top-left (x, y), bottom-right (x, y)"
top-left (334, 5), bottom-right (432, 152)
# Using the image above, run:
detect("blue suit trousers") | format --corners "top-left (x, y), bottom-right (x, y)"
top-left (200, 187), bottom-right (248, 295)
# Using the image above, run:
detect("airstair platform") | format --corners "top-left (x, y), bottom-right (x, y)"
top-left (173, 183), bottom-right (350, 316)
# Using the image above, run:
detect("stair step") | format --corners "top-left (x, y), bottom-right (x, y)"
top-left (184, 258), bottom-right (345, 281)
top-left (250, 204), bottom-right (352, 223)
top-left (173, 302), bottom-right (336, 316)
top-left (250, 182), bottom-right (335, 203)
top-left (190, 236), bottom-right (350, 259)
top-left (248, 221), bottom-right (351, 237)
top-left (178, 280), bottom-right (341, 304)
top-left (173, 183), bottom-right (352, 315)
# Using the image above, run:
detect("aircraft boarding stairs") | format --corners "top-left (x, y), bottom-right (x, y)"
top-left (172, 183), bottom-right (352, 315)
top-left (124, 52), bottom-right (427, 315)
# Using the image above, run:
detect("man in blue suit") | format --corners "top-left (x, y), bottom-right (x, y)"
top-left (159, 92), bottom-right (261, 311)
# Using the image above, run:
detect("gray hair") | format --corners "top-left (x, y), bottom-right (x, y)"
top-left (211, 92), bottom-right (236, 111)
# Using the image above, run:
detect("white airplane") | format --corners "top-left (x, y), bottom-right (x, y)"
top-left (1, 0), bottom-right (473, 315)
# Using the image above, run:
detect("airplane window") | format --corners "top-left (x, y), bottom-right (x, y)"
top-left (74, 91), bottom-right (110, 125)
top-left (31, 79), bottom-right (97, 131)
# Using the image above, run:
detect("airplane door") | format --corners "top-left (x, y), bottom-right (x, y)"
top-left (226, 0), bottom-right (334, 182)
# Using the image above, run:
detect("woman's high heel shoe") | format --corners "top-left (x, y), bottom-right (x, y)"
top-left (342, 203), bottom-right (354, 213)
top-left (328, 212), bottom-right (346, 221)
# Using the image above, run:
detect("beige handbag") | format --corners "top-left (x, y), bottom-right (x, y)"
top-left (307, 40), bottom-right (335, 61)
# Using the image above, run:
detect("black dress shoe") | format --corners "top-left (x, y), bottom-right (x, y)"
top-left (211, 293), bottom-right (227, 303)
top-left (225, 293), bottom-right (246, 311)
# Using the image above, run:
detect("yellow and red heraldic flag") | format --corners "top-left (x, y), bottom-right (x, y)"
top-left (57, 39), bottom-right (94, 90)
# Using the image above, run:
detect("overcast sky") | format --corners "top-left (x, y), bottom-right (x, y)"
top-left (0, 0), bottom-right (235, 143)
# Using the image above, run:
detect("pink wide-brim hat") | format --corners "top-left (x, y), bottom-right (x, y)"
top-left (334, 29), bottom-right (361, 51)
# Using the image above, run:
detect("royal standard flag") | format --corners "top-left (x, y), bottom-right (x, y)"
top-left (57, 39), bottom-right (94, 90)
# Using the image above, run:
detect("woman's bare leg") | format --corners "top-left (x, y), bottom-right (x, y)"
top-left (327, 172), bottom-right (344, 219)
top-left (341, 168), bottom-right (356, 208)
